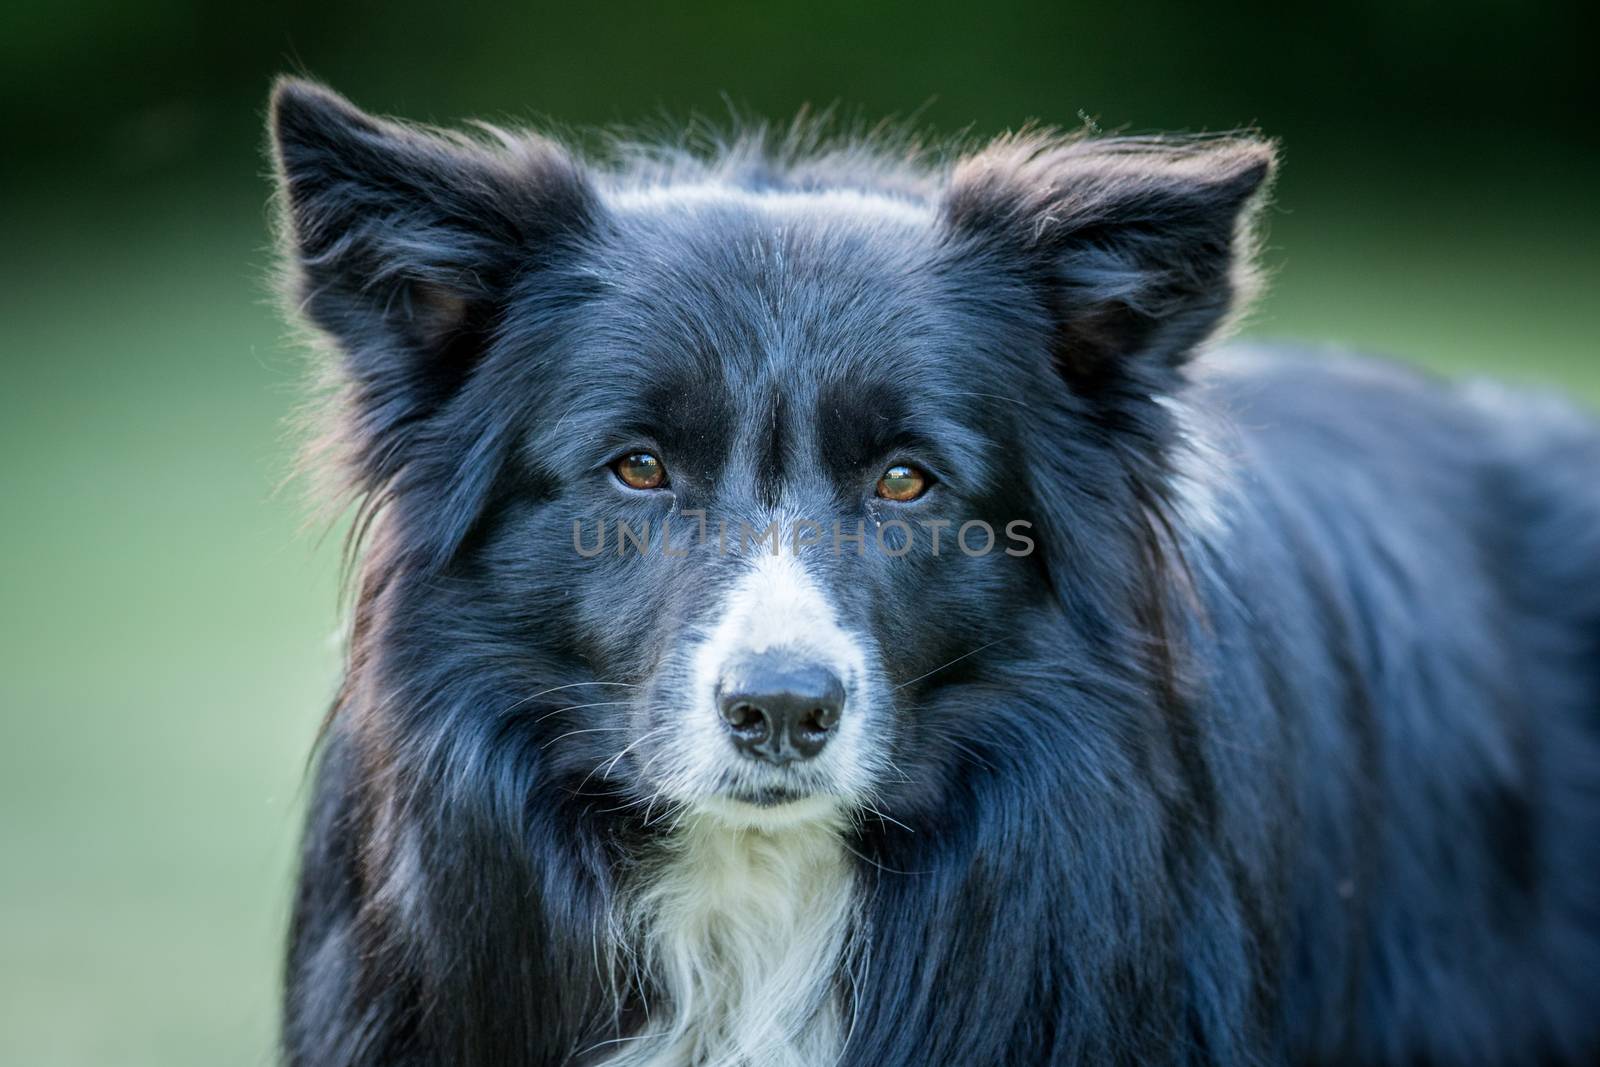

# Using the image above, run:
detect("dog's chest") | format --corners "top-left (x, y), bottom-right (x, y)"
top-left (601, 817), bottom-right (856, 1067)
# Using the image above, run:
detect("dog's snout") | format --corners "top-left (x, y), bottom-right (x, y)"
top-left (716, 653), bottom-right (844, 764)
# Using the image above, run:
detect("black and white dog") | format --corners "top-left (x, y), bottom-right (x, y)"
top-left (269, 79), bottom-right (1600, 1066)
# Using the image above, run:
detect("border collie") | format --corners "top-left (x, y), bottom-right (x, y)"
top-left (269, 79), bottom-right (1600, 1066)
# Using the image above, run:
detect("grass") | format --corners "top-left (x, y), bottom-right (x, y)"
top-left (0, 168), bottom-right (1594, 1066)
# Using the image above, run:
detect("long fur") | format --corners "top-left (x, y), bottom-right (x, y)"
top-left (270, 78), bottom-right (1600, 1066)
top-left (603, 813), bottom-right (857, 1066)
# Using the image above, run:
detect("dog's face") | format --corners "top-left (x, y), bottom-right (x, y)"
top-left (271, 82), bottom-right (1270, 827)
top-left (481, 197), bottom-right (1045, 826)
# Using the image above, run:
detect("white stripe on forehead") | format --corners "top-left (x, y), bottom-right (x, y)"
top-left (693, 550), bottom-right (865, 675)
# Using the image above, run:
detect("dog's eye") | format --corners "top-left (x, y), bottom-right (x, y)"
top-left (613, 452), bottom-right (668, 490)
top-left (876, 463), bottom-right (930, 502)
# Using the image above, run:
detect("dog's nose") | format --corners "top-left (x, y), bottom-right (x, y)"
top-left (717, 654), bottom-right (845, 764)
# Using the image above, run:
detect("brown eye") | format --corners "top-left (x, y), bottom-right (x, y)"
top-left (876, 463), bottom-right (929, 502)
top-left (614, 452), bottom-right (667, 490)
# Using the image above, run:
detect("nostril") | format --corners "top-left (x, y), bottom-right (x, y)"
top-left (798, 705), bottom-right (838, 737)
top-left (722, 701), bottom-right (768, 737)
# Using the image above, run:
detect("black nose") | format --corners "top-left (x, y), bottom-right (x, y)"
top-left (717, 654), bottom-right (845, 764)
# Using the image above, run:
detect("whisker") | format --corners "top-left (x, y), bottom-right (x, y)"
top-left (573, 726), bottom-right (669, 796)
top-left (498, 680), bottom-right (640, 720)
top-left (532, 680), bottom-right (641, 697)
top-left (891, 639), bottom-right (1004, 692)
top-left (840, 838), bottom-right (927, 877)
top-left (603, 727), bottom-right (668, 778)
top-left (943, 737), bottom-right (995, 772)
top-left (540, 726), bottom-right (632, 750)
top-left (530, 700), bottom-right (632, 726)
top-left (860, 802), bottom-right (916, 835)
top-left (878, 754), bottom-right (915, 785)
top-left (640, 765), bottom-right (688, 828)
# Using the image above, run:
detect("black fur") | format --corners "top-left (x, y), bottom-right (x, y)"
top-left (270, 78), bottom-right (1600, 1065)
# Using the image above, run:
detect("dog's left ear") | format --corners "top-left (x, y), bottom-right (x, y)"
top-left (940, 134), bottom-right (1274, 387)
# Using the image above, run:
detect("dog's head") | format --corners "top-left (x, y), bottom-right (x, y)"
top-left (271, 81), bottom-right (1271, 830)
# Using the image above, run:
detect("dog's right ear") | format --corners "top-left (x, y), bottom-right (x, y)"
top-left (269, 78), bottom-right (598, 466)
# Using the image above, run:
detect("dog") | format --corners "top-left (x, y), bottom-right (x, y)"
top-left (269, 78), bottom-right (1600, 1066)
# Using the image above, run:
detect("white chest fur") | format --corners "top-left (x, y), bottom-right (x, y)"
top-left (599, 814), bottom-right (858, 1067)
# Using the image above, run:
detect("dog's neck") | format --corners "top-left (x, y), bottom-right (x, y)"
top-left (599, 811), bottom-right (858, 1067)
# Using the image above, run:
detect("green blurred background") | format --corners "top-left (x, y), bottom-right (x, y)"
top-left (0, 2), bottom-right (1593, 1063)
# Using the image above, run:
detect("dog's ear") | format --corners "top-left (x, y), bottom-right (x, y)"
top-left (269, 77), bottom-right (598, 434)
top-left (940, 134), bottom-right (1274, 388)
